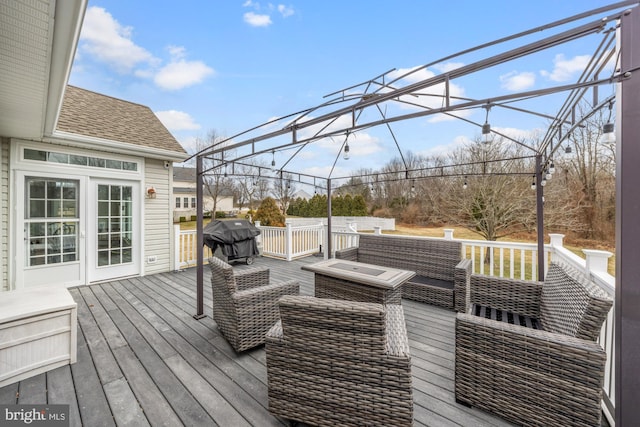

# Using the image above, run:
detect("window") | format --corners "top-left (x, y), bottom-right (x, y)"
top-left (24, 148), bottom-right (138, 171)
top-left (25, 178), bottom-right (79, 266)
top-left (191, 197), bottom-right (196, 208)
top-left (183, 197), bottom-right (189, 208)
top-left (176, 197), bottom-right (181, 208)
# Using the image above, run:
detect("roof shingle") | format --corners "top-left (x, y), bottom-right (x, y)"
top-left (56, 85), bottom-right (186, 154)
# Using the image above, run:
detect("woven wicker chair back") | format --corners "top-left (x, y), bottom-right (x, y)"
top-left (278, 295), bottom-right (387, 358)
top-left (540, 262), bottom-right (613, 341)
top-left (356, 234), bottom-right (462, 282)
top-left (209, 256), bottom-right (238, 293)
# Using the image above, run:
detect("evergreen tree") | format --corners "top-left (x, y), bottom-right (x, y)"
top-left (254, 197), bottom-right (285, 226)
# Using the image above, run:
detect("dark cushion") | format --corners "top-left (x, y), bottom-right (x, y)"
top-left (408, 275), bottom-right (454, 290)
top-left (472, 304), bottom-right (541, 329)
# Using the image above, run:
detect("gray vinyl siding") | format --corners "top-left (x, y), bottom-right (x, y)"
top-left (1, 138), bottom-right (8, 291)
top-left (144, 159), bottom-right (174, 274)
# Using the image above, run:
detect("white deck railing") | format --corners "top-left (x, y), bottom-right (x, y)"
top-left (174, 223), bottom-right (616, 424)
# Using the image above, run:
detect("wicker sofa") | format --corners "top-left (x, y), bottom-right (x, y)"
top-left (455, 261), bottom-right (613, 426)
top-left (208, 256), bottom-right (299, 352)
top-left (266, 295), bottom-right (413, 426)
top-left (335, 234), bottom-right (471, 312)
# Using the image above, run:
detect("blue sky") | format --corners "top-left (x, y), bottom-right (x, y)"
top-left (69, 1), bottom-right (624, 179)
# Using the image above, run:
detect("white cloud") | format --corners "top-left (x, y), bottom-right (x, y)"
top-left (492, 126), bottom-right (541, 142)
top-left (278, 5), bottom-right (295, 17)
top-left (418, 135), bottom-right (471, 157)
top-left (541, 54), bottom-right (591, 82)
top-left (500, 71), bottom-right (536, 91)
top-left (434, 62), bottom-right (465, 73)
top-left (427, 109), bottom-right (473, 123)
top-left (79, 7), bottom-right (213, 90)
top-left (388, 66), bottom-right (467, 117)
top-left (79, 6), bottom-right (157, 73)
top-left (154, 54), bottom-right (215, 91)
top-left (244, 12), bottom-right (272, 27)
top-left (301, 166), bottom-right (352, 179)
top-left (155, 110), bottom-right (201, 131)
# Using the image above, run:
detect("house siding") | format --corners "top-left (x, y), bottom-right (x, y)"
top-left (1, 138), bottom-right (8, 291)
top-left (144, 159), bottom-right (174, 274)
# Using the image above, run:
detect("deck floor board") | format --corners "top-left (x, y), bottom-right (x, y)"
top-left (1, 255), bottom-right (517, 426)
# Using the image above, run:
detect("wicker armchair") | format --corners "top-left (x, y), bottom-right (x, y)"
top-left (336, 234), bottom-right (471, 311)
top-left (455, 261), bottom-right (613, 426)
top-left (266, 295), bottom-right (413, 426)
top-left (209, 256), bottom-right (299, 352)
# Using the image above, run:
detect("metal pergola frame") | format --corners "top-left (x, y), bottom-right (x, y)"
top-left (186, 2), bottom-right (640, 423)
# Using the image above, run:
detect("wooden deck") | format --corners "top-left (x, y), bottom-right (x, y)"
top-left (0, 255), bottom-right (516, 427)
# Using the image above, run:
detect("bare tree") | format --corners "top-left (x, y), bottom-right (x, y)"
top-left (556, 105), bottom-right (616, 240)
top-left (441, 136), bottom-right (537, 242)
top-left (193, 130), bottom-right (235, 215)
top-left (272, 173), bottom-right (296, 215)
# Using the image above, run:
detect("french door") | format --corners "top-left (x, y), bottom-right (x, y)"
top-left (87, 179), bottom-right (140, 282)
top-left (20, 175), bottom-right (84, 287)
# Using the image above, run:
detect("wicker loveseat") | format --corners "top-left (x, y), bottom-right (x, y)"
top-left (266, 295), bottom-right (413, 426)
top-left (335, 234), bottom-right (471, 312)
top-left (208, 256), bottom-right (299, 352)
top-left (455, 261), bottom-right (613, 426)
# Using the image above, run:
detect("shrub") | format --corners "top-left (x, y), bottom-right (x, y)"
top-left (179, 216), bottom-right (187, 222)
top-left (215, 211), bottom-right (226, 218)
top-left (254, 197), bottom-right (285, 226)
top-left (190, 215), bottom-right (197, 221)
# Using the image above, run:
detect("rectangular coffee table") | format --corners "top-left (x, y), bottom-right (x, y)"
top-left (301, 259), bottom-right (415, 305)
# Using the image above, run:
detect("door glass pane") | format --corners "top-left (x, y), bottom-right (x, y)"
top-left (98, 185), bottom-right (109, 200)
top-left (29, 201), bottom-right (45, 218)
top-left (29, 180), bottom-right (45, 198)
top-left (97, 184), bottom-right (133, 267)
top-left (25, 178), bottom-right (79, 267)
top-left (98, 201), bottom-right (109, 216)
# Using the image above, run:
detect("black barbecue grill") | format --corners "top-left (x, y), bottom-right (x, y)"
top-left (203, 219), bottom-right (261, 265)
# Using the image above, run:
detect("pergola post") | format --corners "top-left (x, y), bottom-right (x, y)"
top-left (616, 7), bottom-right (640, 424)
top-left (326, 178), bottom-right (332, 259)
top-left (535, 154), bottom-right (545, 281)
top-left (194, 155), bottom-right (205, 319)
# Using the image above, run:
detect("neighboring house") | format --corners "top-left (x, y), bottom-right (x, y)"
top-left (173, 166), bottom-right (235, 221)
top-left (291, 189), bottom-right (313, 200)
top-left (0, 1), bottom-right (188, 291)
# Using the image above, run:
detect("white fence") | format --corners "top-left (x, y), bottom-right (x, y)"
top-left (174, 223), bottom-right (615, 423)
top-left (285, 216), bottom-right (395, 231)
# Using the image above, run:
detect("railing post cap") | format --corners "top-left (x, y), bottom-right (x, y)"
top-left (582, 249), bottom-right (613, 258)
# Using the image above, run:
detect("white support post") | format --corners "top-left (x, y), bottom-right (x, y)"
top-left (549, 233), bottom-right (565, 248)
top-left (583, 249), bottom-right (613, 276)
top-left (254, 221), bottom-right (262, 255)
top-left (373, 226), bottom-right (382, 235)
top-left (443, 228), bottom-right (454, 240)
top-left (285, 222), bottom-right (293, 261)
top-left (323, 224), bottom-right (329, 260)
top-left (173, 224), bottom-right (182, 271)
